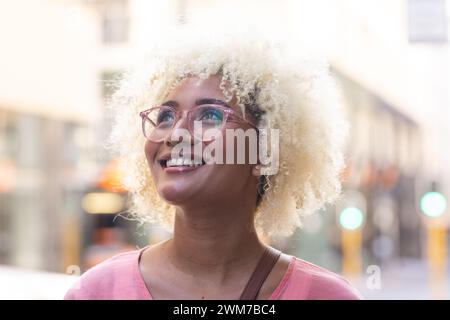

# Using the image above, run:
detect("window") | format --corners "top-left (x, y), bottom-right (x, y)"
top-left (101, 0), bottom-right (129, 44)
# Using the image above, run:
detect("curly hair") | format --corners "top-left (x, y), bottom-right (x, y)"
top-left (106, 29), bottom-right (348, 239)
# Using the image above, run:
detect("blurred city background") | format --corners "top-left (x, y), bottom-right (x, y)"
top-left (0, 0), bottom-right (449, 299)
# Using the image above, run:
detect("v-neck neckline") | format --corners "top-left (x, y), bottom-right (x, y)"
top-left (134, 245), bottom-right (296, 300)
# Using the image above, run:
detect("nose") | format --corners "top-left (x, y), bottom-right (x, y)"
top-left (163, 112), bottom-right (192, 147)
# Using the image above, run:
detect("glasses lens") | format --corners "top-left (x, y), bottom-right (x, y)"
top-left (151, 106), bottom-right (176, 127)
top-left (191, 105), bottom-right (225, 141)
top-left (143, 106), bottom-right (176, 141)
top-left (142, 106), bottom-right (227, 142)
top-left (191, 105), bottom-right (224, 127)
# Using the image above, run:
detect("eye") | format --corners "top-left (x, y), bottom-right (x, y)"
top-left (156, 109), bottom-right (175, 125)
top-left (198, 107), bottom-right (223, 123)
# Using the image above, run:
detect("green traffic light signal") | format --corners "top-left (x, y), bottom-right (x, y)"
top-left (339, 207), bottom-right (365, 230)
top-left (420, 191), bottom-right (447, 218)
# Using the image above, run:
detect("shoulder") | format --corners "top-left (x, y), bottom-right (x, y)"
top-left (279, 257), bottom-right (363, 300)
top-left (64, 249), bottom-right (142, 300)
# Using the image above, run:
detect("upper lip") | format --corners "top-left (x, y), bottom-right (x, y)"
top-left (158, 153), bottom-right (172, 162)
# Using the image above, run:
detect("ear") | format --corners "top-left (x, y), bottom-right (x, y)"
top-left (252, 164), bottom-right (262, 177)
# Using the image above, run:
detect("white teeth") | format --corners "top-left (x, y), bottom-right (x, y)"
top-left (165, 158), bottom-right (204, 167)
top-left (167, 159), bottom-right (176, 167)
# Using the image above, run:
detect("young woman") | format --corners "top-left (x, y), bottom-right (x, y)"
top-left (65, 32), bottom-right (362, 300)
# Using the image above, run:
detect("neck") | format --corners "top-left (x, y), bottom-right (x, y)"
top-left (165, 200), bottom-right (265, 281)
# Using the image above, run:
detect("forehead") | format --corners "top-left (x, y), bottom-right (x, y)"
top-left (162, 75), bottom-right (242, 113)
top-left (165, 75), bottom-right (225, 100)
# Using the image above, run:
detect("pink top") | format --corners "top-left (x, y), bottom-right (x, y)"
top-left (64, 247), bottom-right (363, 300)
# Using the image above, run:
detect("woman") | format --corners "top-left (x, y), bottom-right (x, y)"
top-left (65, 32), bottom-right (362, 300)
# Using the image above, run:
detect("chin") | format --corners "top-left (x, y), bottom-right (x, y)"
top-left (157, 183), bottom-right (197, 205)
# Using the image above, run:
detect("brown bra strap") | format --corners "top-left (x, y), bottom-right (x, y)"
top-left (239, 246), bottom-right (281, 300)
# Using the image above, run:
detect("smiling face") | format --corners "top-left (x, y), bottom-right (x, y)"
top-left (144, 75), bottom-right (260, 211)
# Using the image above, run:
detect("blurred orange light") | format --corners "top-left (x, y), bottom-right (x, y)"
top-left (82, 192), bottom-right (125, 214)
top-left (98, 158), bottom-right (128, 193)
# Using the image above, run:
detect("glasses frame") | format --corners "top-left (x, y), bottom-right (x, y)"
top-left (139, 104), bottom-right (258, 142)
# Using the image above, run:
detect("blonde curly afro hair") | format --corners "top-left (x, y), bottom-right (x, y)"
top-left (106, 29), bottom-right (348, 239)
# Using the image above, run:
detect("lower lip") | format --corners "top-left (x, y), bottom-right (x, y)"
top-left (162, 165), bottom-right (204, 173)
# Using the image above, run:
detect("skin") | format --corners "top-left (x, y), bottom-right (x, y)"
top-left (139, 75), bottom-right (292, 300)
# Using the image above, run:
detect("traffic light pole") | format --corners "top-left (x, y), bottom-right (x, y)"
top-left (420, 188), bottom-right (448, 299)
top-left (342, 228), bottom-right (362, 277)
top-left (426, 218), bottom-right (447, 299)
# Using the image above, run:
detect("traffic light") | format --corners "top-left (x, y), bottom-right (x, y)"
top-left (420, 191), bottom-right (447, 218)
top-left (420, 187), bottom-right (448, 298)
top-left (335, 190), bottom-right (367, 277)
top-left (339, 207), bottom-right (365, 230)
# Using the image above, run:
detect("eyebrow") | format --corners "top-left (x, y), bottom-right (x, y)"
top-left (161, 98), bottom-right (231, 108)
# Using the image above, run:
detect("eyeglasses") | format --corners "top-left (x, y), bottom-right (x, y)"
top-left (139, 104), bottom-right (258, 142)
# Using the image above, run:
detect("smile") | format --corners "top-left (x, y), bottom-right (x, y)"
top-left (159, 157), bottom-right (206, 173)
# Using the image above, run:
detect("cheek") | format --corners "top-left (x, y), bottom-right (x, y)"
top-left (215, 164), bottom-right (255, 202)
top-left (221, 127), bottom-right (258, 164)
top-left (144, 140), bottom-right (158, 168)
